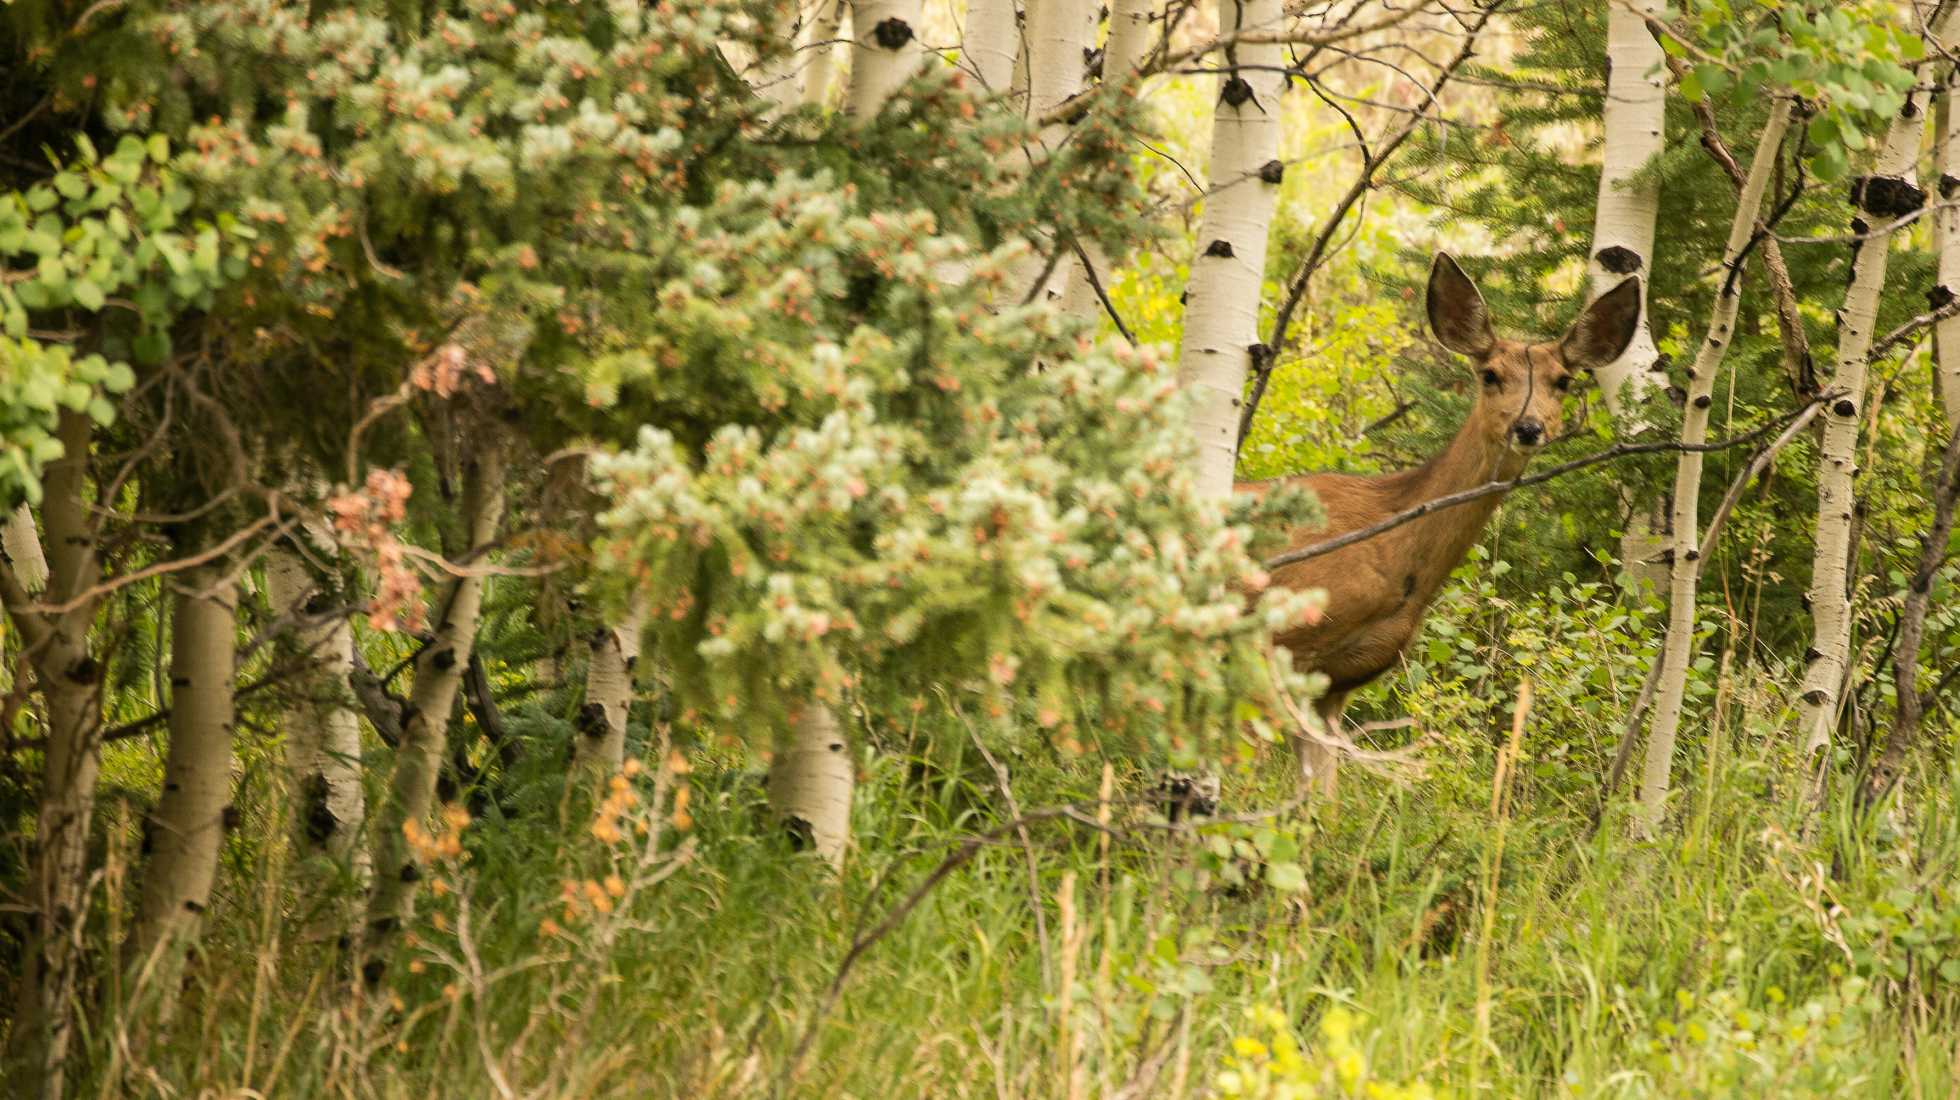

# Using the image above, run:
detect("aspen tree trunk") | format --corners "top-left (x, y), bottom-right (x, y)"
top-left (128, 565), bottom-right (238, 1014)
top-left (768, 704), bottom-right (854, 864)
top-left (752, 0), bottom-right (842, 116)
top-left (1797, 12), bottom-right (1950, 759)
top-left (1016, 0), bottom-right (1101, 304)
top-left (761, 4), bottom-right (933, 867)
top-left (264, 548), bottom-right (369, 895)
top-left (1056, 0), bottom-right (1158, 333)
top-left (844, 0), bottom-right (925, 120)
top-left (362, 441), bottom-right (505, 980)
top-left (1104, 0), bottom-right (1155, 83)
top-left (1635, 99), bottom-right (1792, 835)
top-left (4, 412), bottom-right (106, 1100)
top-left (801, 0), bottom-right (849, 107)
top-left (1585, 0), bottom-right (1669, 588)
top-left (1176, 0), bottom-right (1288, 501)
top-left (3, 503), bottom-right (48, 593)
top-left (1936, 58), bottom-right (1960, 424)
top-left (1586, 0), bottom-right (1666, 420)
top-left (572, 607), bottom-right (645, 776)
top-left (962, 0), bottom-right (1021, 94)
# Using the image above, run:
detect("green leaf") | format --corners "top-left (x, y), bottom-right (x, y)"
top-left (1266, 862), bottom-right (1306, 893)
top-left (71, 278), bottom-right (104, 311)
top-left (147, 133), bottom-right (171, 164)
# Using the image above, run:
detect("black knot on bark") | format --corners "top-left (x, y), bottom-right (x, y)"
top-left (430, 647), bottom-right (456, 672)
top-left (1833, 398), bottom-right (1857, 417)
top-left (183, 898), bottom-right (205, 913)
top-left (1942, 174), bottom-right (1960, 200)
top-left (1850, 174), bottom-right (1926, 218)
top-left (1683, 549), bottom-right (1700, 562)
top-left (577, 702), bottom-right (611, 737)
top-left (1248, 341), bottom-right (1273, 367)
top-left (1257, 159), bottom-right (1285, 184)
top-left (1084, 46), bottom-right (1103, 80)
top-left (362, 958), bottom-right (387, 987)
top-left (67, 656), bottom-right (100, 685)
top-left (870, 17), bottom-right (913, 49)
top-left (1220, 77), bottom-right (1255, 108)
top-left (1594, 245), bottom-right (1643, 274)
top-left (399, 861), bottom-right (421, 883)
top-left (782, 814), bottom-right (816, 851)
top-left (1803, 646), bottom-right (1822, 662)
top-left (301, 774), bottom-right (338, 843)
top-left (1203, 239), bottom-right (1235, 258)
top-left (1693, 393), bottom-right (1712, 409)
top-left (221, 804), bottom-right (241, 831)
top-left (1930, 284), bottom-right (1955, 311)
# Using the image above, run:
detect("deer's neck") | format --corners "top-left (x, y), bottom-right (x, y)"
top-left (1392, 418), bottom-right (1527, 587)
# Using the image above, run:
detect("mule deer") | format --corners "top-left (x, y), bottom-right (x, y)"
top-left (1247, 253), bottom-right (1642, 792)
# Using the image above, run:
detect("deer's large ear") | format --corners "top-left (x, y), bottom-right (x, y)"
top-left (1560, 276), bottom-right (1642, 369)
top-left (1426, 253), bottom-right (1495, 357)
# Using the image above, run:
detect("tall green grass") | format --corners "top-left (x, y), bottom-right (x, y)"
top-left (64, 659), bottom-right (1960, 1098)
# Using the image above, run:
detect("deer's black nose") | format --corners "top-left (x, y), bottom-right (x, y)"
top-left (1512, 418), bottom-right (1545, 447)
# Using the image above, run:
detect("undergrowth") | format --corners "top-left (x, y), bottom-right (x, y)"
top-left (64, 602), bottom-right (1960, 1099)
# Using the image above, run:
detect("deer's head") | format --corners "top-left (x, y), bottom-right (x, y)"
top-left (1426, 252), bottom-right (1642, 455)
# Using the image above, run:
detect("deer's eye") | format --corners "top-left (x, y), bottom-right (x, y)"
top-left (1553, 375), bottom-right (1572, 392)
top-left (1481, 369), bottom-right (1501, 388)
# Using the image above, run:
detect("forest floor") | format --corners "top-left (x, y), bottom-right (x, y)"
top-left (82, 655), bottom-right (1960, 1099)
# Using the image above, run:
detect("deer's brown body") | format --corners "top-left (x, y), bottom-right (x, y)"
top-left (1249, 254), bottom-right (1642, 789)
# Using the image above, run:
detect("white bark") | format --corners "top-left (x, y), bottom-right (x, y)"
top-left (748, 0), bottom-right (846, 117)
top-left (1585, 0), bottom-right (1669, 590)
top-left (1104, 0), bottom-right (1155, 86)
top-left (129, 565), bottom-right (238, 1014)
top-left (5, 411), bottom-right (104, 1100)
top-left (802, 0), bottom-right (850, 108)
top-left (1015, 0), bottom-right (1101, 304)
top-left (1175, 0), bottom-right (1289, 499)
top-left (768, 704), bottom-right (854, 866)
top-left (1797, 14), bottom-right (1949, 757)
top-left (844, 0), bottom-right (925, 120)
top-left (363, 441), bottom-right (505, 978)
top-left (962, 0), bottom-right (1022, 95)
top-left (572, 607), bottom-right (646, 777)
top-left (1586, 0), bottom-right (1667, 422)
top-left (264, 547), bottom-right (368, 893)
top-left (1636, 100), bottom-right (1792, 835)
top-left (1937, 58), bottom-right (1960, 424)
top-left (3, 503), bottom-right (48, 594)
top-left (1055, 0), bottom-right (1158, 334)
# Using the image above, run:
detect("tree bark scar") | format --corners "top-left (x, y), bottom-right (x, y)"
top-left (1258, 159), bottom-right (1284, 184)
top-left (1594, 245), bottom-right (1643, 274)
top-left (577, 702), bottom-right (610, 737)
top-left (1220, 76), bottom-right (1255, 107)
top-left (871, 17), bottom-right (913, 49)
top-left (1204, 239), bottom-right (1235, 258)
top-left (1851, 175), bottom-right (1925, 219)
